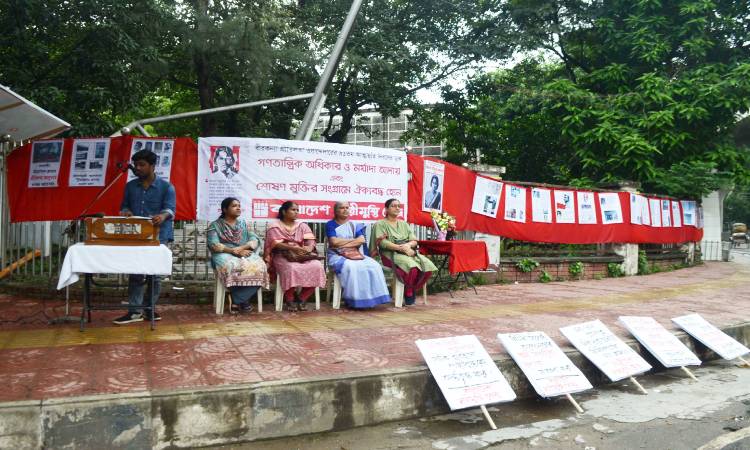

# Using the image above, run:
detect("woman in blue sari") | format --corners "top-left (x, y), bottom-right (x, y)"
top-left (208, 197), bottom-right (269, 312)
top-left (326, 201), bottom-right (390, 309)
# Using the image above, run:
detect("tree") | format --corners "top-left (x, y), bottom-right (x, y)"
top-left (0, 0), bottom-right (170, 136)
top-left (296, 0), bottom-right (515, 143)
top-left (410, 0), bottom-right (750, 198)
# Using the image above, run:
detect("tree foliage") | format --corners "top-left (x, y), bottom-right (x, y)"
top-left (409, 0), bottom-right (750, 198)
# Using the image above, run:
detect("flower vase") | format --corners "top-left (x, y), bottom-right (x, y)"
top-left (436, 230), bottom-right (447, 241)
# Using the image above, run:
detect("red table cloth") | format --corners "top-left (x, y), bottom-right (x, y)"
top-left (418, 240), bottom-right (489, 275)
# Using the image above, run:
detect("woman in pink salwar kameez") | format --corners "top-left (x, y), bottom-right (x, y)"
top-left (264, 201), bottom-right (326, 311)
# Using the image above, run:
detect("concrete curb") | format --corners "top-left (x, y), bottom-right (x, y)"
top-left (2, 322), bottom-right (748, 449)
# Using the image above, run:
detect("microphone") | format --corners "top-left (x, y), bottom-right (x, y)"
top-left (117, 161), bottom-right (136, 174)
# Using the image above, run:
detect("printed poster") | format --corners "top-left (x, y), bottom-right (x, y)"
top-left (498, 331), bottom-right (592, 398)
top-left (630, 194), bottom-right (650, 225)
top-left (504, 184), bottom-right (526, 223)
top-left (471, 176), bottom-right (503, 218)
top-left (671, 201), bottom-right (682, 227)
top-left (576, 191), bottom-right (597, 224)
top-left (554, 190), bottom-right (575, 223)
top-left (681, 200), bottom-right (696, 226)
top-left (661, 199), bottom-right (672, 227)
top-left (599, 193), bottom-right (623, 224)
top-left (531, 188), bottom-right (552, 223)
top-left (68, 138), bottom-right (110, 187)
top-left (423, 160), bottom-right (445, 211)
top-left (28, 140), bottom-right (63, 188)
top-left (649, 199), bottom-right (662, 227)
top-left (416, 335), bottom-right (516, 411)
top-left (197, 138), bottom-right (408, 221)
top-left (127, 139), bottom-right (175, 182)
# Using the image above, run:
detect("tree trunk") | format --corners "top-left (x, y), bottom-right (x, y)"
top-left (192, 0), bottom-right (216, 136)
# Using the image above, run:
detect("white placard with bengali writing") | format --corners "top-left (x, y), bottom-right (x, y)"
top-left (69, 138), bottom-right (110, 187)
top-left (660, 199), bottom-right (672, 227)
top-left (671, 314), bottom-right (750, 361)
top-left (504, 184), bottom-right (527, 223)
top-left (498, 331), bottom-right (592, 398)
top-left (554, 190), bottom-right (576, 224)
top-left (671, 201), bottom-right (682, 227)
top-left (599, 192), bottom-right (624, 224)
top-left (576, 191), bottom-right (597, 224)
top-left (28, 140), bottom-right (64, 188)
top-left (127, 138), bottom-right (175, 182)
top-left (630, 194), bottom-right (651, 226)
top-left (197, 138), bottom-right (408, 221)
top-left (471, 176), bottom-right (503, 218)
top-left (618, 316), bottom-right (701, 368)
top-left (681, 200), bottom-right (697, 226)
top-left (649, 199), bottom-right (662, 227)
top-left (416, 335), bottom-right (517, 410)
top-left (531, 188), bottom-right (552, 223)
top-left (560, 320), bottom-right (651, 382)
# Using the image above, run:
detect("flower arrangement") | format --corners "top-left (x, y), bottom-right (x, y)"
top-left (430, 210), bottom-right (456, 240)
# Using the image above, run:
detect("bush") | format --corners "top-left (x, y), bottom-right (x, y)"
top-left (539, 270), bottom-right (552, 283)
top-left (607, 263), bottom-right (625, 277)
top-left (568, 261), bottom-right (584, 278)
top-left (637, 250), bottom-right (650, 275)
top-left (516, 258), bottom-right (540, 272)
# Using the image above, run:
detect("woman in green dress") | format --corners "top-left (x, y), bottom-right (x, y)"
top-left (207, 197), bottom-right (269, 312)
top-left (370, 198), bottom-right (437, 305)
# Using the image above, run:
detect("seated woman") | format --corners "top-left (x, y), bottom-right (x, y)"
top-left (207, 197), bottom-right (269, 312)
top-left (264, 201), bottom-right (326, 311)
top-left (326, 201), bottom-right (390, 309)
top-left (370, 198), bottom-right (437, 305)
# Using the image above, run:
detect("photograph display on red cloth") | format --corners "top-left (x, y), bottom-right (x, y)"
top-left (7, 136), bottom-right (197, 222)
top-left (407, 154), bottom-right (702, 244)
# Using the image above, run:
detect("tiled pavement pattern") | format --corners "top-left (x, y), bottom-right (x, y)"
top-left (0, 262), bottom-right (748, 402)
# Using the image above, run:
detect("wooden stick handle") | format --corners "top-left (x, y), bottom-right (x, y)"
top-left (680, 366), bottom-right (698, 381)
top-left (0, 249), bottom-right (41, 280)
top-left (480, 405), bottom-right (497, 430)
top-left (565, 393), bottom-right (584, 413)
top-left (629, 376), bottom-right (648, 394)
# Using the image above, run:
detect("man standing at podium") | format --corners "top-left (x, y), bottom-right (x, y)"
top-left (113, 149), bottom-right (176, 325)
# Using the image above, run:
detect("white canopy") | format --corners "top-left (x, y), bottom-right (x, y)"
top-left (0, 84), bottom-right (70, 142)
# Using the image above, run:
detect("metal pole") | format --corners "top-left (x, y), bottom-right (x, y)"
top-left (295, 0), bottom-right (364, 141)
top-left (115, 93), bottom-right (314, 136)
top-left (0, 140), bottom-right (7, 271)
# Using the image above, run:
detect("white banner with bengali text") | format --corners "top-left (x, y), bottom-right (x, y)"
top-left (197, 138), bottom-right (408, 222)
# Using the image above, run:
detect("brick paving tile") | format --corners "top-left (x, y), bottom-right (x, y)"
top-left (0, 262), bottom-right (747, 401)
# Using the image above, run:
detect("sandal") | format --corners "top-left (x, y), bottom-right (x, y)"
top-left (286, 302), bottom-right (300, 312)
top-left (297, 301), bottom-right (308, 311)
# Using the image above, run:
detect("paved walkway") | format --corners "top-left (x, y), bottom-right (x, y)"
top-left (1, 262), bottom-right (748, 403)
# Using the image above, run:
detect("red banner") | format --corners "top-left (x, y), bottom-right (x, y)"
top-left (7, 136), bottom-right (197, 222)
top-left (407, 154), bottom-right (702, 244)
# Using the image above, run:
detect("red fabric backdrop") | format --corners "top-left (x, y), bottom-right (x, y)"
top-left (407, 154), bottom-right (702, 244)
top-left (7, 136), bottom-right (197, 222)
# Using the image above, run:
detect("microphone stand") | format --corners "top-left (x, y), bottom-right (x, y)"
top-left (51, 164), bottom-right (131, 325)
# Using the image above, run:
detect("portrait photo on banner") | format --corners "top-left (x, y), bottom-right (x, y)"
top-left (471, 176), bottom-right (503, 218)
top-left (423, 160), bottom-right (445, 211)
top-left (209, 145), bottom-right (240, 180)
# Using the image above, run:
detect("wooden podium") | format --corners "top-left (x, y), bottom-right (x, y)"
top-left (84, 217), bottom-right (160, 246)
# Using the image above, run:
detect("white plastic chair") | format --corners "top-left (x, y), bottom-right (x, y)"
top-left (274, 283), bottom-right (321, 311)
top-left (213, 272), bottom-right (263, 314)
top-left (388, 269), bottom-right (428, 308)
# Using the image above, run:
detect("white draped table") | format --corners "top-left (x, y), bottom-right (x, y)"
top-left (57, 243), bottom-right (172, 330)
